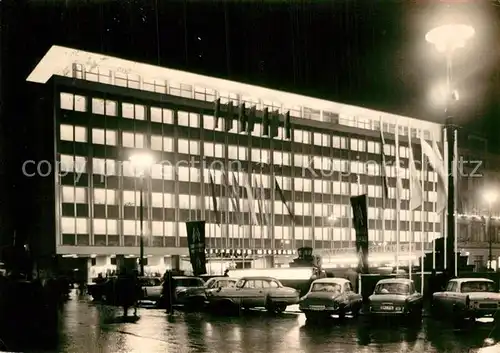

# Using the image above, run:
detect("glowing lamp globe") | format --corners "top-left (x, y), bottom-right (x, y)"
top-left (425, 24), bottom-right (475, 53)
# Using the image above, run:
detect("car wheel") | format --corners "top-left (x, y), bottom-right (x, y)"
top-left (275, 304), bottom-right (286, 313)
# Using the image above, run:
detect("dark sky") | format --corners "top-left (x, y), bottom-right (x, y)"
top-left (5, 1), bottom-right (500, 132)
top-left (2, 0), bottom-right (500, 243)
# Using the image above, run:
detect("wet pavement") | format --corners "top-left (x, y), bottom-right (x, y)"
top-left (20, 292), bottom-right (500, 352)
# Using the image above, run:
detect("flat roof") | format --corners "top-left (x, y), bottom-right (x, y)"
top-left (27, 45), bottom-right (442, 135)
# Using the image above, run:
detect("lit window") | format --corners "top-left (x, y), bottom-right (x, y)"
top-left (60, 124), bottom-right (74, 141)
top-left (122, 103), bottom-right (134, 119)
top-left (151, 135), bottom-right (162, 151)
top-left (92, 158), bottom-right (116, 176)
top-left (164, 194), bottom-right (175, 207)
top-left (178, 111), bottom-right (189, 126)
top-left (106, 100), bottom-right (117, 116)
top-left (152, 221), bottom-right (163, 236)
top-left (122, 132), bottom-right (144, 148)
top-left (92, 98), bottom-right (105, 115)
top-left (75, 187), bottom-right (87, 203)
top-left (107, 219), bottom-right (118, 234)
top-left (151, 193), bottom-right (163, 207)
top-left (177, 167), bottom-right (190, 182)
top-left (203, 115), bottom-right (214, 130)
top-left (123, 190), bottom-right (140, 206)
top-left (60, 93), bottom-right (74, 110)
top-left (135, 105), bottom-right (145, 120)
top-left (123, 220), bottom-right (138, 236)
top-left (74, 126), bottom-right (87, 142)
top-left (93, 219), bottom-right (106, 234)
top-left (60, 186), bottom-right (86, 203)
top-left (92, 129), bottom-right (105, 145)
top-left (75, 218), bottom-right (88, 234)
top-left (150, 107), bottom-right (162, 123)
top-left (178, 139), bottom-right (189, 154)
top-left (163, 137), bottom-right (174, 152)
top-left (61, 217), bottom-right (75, 233)
top-left (74, 95), bottom-right (86, 112)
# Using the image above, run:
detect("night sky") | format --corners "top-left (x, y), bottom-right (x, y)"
top-left (2, 0), bottom-right (500, 241)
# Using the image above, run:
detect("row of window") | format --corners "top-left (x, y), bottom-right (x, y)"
top-left (68, 65), bottom-right (436, 141)
top-left (60, 152), bottom-right (438, 185)
top-left (60, 116), bottom-right (418, 160)
top-left (60, 216), bottom-right (439, 242)
top-left (61, 185), bottom-right (440, 220)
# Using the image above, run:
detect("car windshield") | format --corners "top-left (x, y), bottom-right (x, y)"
top-left (175, 278), bottom-right (203, 287)
top-left (461, 281), bottom-right (495, 293)
top-left (374, 283), bottom-right (410, 295)
top-left (311, 283), bottom-right (342, 293)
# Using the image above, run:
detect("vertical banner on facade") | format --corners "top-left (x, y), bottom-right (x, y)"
top-left (186, 220), bottom-right (207, 276)
top-left (351, 194), bottom-right (369, 274)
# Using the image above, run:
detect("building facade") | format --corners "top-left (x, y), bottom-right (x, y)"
top-left (27, 45), bottom-right (446, 277)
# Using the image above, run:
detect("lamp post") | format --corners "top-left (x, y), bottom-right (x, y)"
top-left (484, 191), bottom-right (497, 270)
top-left (129, 152), bottom-right (155, 277)
top-left (426, 23), bottom-right (474, 275)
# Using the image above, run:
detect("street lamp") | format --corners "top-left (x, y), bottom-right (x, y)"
top-left (426, 23), bottom-right (474, 275)
top-left (484, 190), bottom-right (497, 270)
top-left (129, 152), bottom-right (155, 276)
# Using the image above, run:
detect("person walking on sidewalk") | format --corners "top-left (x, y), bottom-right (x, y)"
top-left (161, 270), bottom-right (174, 314)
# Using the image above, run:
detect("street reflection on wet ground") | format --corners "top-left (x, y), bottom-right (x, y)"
top-left (31, 295), bottom-right (500, 352)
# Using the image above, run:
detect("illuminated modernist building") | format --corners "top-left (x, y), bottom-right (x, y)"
top-left (27, 45), bottom-right (444, 276)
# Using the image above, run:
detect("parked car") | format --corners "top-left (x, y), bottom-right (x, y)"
top-left (368, 278), bottom-right (423, 319)
top-left (138, 277), bottom-right (163, 306)
top-left (207, 276), bottom-right (300, 313)
top-left (432, 278), bottom-right (500, 323)
top-left (87, 276), bottom-right (116, 301)
top-left (205, 277), bottom-right (238, 296)
top-left (170, 276), bottom-right (207, 308)
top-left (299, 278), bottom-right (362, 321)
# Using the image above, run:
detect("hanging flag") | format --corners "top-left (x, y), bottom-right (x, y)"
top-left (284, 111), bottom-right (292, 140)
top-left (222, 170), bottom-right (239, 221)
top-left (186, 220), bottom-right (207, 276)
top-left (259, 176), bottom-right (270, 225)
top-left (244, 177), bottom-right (259, 225)
top-left (270, 110), bottom-right (279, 138)
top-left (253, 176), bottom-right (266, 225)
top-left (248, 106), bottom-right (256, 133)
top-left (351, 194), bottom-right (369, 274)
top-left (409, 140), bottom-right (423, 211)
top-left (262, 107), bottom-right (270, 136)
top-left (421, 136), bottom-right (447, 213)
top-left (379, 122), bottom-right (389, 207)
top-left (224, 101), bottom-right (234, 132)
top-left (208, 171), bottom-right (220, 226)
top-left (395, 129), bottom-right (404, 201)
top-left (213, 98), bottom-right (221, 130)
top-left (274, 177), bottom-right (295, 222)
top-left (231, 172), bottom-right (243, 226)
top-left (238, 102), bottom-right (246, 132)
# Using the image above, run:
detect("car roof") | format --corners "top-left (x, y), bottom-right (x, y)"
top-left (312, 278), bottom-right (350, 285)
top-left (208, 277), bottom-right (238, 281)
top-left (240, 276), bottom-right (279, 281)
top-left (449, 278), bottom-right (493, 284)
top-left (377, 278), bottom-right (414, 284)
top-left (173, 276), bottom-right (203, 280)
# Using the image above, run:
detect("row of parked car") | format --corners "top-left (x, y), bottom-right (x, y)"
top-left (88, 274), bottom-right (500, 324)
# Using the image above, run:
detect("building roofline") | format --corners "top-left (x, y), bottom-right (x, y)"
top-left (27, 45), bottom-right (442, 133)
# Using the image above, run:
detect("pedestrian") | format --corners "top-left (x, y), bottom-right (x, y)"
top-left (115, 267), bottom-right (137, 317)
top-left (162, 270), bottom-right (174, 314)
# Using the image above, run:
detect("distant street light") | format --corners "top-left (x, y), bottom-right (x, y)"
top-left (426, 22), bottom-right (474, 276)
top-left (129, 152), bottom-right (155, 276)
top-left (484, 190), bottom-right (497, 270)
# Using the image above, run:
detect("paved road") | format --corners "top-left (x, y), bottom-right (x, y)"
top-left (20, 292), bottom-right (500, 352)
